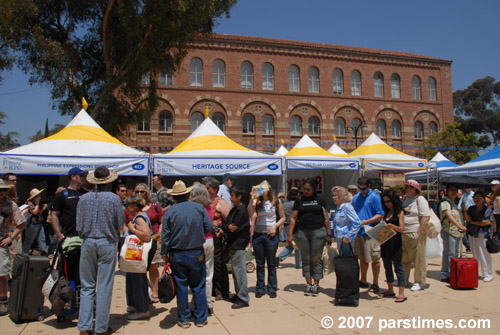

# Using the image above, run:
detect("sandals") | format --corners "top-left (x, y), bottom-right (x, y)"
top-left (359, 281), bottom-right (369, 288)
top-left (369, 284), bottom-right (380, 293)
top-left (378, 291), bottom-right (395, 298)
top-left (395, 296), bottom-right (407, 303)
top-left (150, 297), bottom-right (160, 303)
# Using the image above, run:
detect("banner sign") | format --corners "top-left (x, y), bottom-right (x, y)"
top-left (153, 157), bottom-right (282, 176)
top-left (286, 159), bottom-right (359, 171)
top-left (364, 160), bottom-right (426, 171)
top-left (0, 154), bottom-right (150, 176)
top-left (440, 165), bottom-right (500, 178)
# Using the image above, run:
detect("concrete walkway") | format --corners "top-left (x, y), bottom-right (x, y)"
top-left (1, 250), bottom-right (498, 334)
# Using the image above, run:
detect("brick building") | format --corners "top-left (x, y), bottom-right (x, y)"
top-left (120, 34), bottom-right (453, 156)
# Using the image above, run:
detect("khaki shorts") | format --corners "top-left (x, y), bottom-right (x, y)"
top-left (354, 236), bottom-right (380, 262)
top-left (0, 246), bottom-right (11, 277)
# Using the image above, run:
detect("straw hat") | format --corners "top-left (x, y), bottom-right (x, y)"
top-left (27, 188), bottom-right (45, 201)
top-left (167, 180), bottom-right (193, 196)
top-left (0, 180), bottom-right (9, 190)
top-left (404, 179), bottom-right (421, 193)
top-left (86, 166), bottom-right (118, 185)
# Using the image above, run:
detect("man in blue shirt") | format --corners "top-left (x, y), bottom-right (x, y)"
top-left (352, 177), bottom-right (384, 293)
top-left (161, 180), bottom-right (213, 329)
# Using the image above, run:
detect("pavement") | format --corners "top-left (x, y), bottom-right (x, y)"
top-left (0, 248), bottom-right (498, 335)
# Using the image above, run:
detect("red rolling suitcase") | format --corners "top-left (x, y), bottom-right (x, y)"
top-left (450, 237), bottom-right (478, 289)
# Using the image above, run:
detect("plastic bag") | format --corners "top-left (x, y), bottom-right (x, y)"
top-left (322, 244), bottom-right (338, 276)
top-left (426, 234), bottom-right (443, 258)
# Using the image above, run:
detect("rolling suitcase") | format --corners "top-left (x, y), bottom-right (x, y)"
top-left (450, 236), bottom-right (478, 289)
top-left (8, 254), bottom-right (49, 323)
top-left (333, 242), bottom-right (360, 306)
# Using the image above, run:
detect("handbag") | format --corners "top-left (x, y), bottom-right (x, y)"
top-left (322, 244), bottom-right (338, 276)
top-left (119, 234), bottom-right (153, 273)
top-left (334, 242), bottom-right (359, 306)
top-left (416, 196), bottom-right (441, 238)
top-left (158, 264), bottom-right (176, 303)
top-left (486, 232), bottom-right (500, 254)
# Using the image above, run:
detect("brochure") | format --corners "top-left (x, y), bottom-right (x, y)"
top-left (365, 220), bottom-right (396, 245)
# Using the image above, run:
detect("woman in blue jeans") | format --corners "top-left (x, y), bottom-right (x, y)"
top-left (248, 181), bottom-right (285, 298)
top-left (288, 179), bottom-right (331, 296)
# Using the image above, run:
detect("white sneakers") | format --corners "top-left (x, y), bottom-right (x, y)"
top-left (483, 276), bottom-right (494, 282)
top-left (410, 282), bottom-right (423, 291)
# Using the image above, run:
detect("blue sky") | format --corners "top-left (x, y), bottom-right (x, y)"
top-left (1, 0), bottom-right (499, 145)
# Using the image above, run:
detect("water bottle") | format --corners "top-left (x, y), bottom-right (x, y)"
top-left (329, 210), bottom-right (335, 238)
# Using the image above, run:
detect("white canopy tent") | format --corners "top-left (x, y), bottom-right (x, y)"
top-left (439, 144), bottom-right (500, 179)
top-left (405, 152), bottom-right (458, 182)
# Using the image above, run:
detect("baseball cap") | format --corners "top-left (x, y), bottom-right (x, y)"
top-left (491, 180), bottom-right (500, 185)
top-left (223, 173), bottom-right (237, 183)
top-left (68, 167), bottom-right (87, 177)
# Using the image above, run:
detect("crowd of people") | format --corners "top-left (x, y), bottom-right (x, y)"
top-left (0, 169), bottom-right (498, 333)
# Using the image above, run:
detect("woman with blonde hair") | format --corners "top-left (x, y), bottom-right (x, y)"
top-left (331, 186), bottom-right (362, 256)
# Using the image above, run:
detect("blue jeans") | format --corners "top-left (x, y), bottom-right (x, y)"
top-left (382, 247), bottom-right (406, 287)
top-left (337, 238), bottom-right (354, 256)
top-left (78, 238), bottom-right (117, 333)
top-left (22, 223), bottom-right (46, 254)
top-left (294, 227), bottom-right (327, 281)
top-left (170, 248), bottom-right (207, 324)
top-left (441, 230), bottom-right (460, 278)
top-left (252, 233), bottom-right (279, 294)
top-left (230, 249), bottom-right (249, 303)
top-left (126, 272), bottom-right (149, 313)
top-left (278, 229), bottom-right (302, 268)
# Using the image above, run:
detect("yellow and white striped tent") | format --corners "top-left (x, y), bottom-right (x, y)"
top-left (327, 143), bottom-right (348, 156)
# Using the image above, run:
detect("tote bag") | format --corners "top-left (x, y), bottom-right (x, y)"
top-left (119, 235), bottom-right (153, 273)
top-left (158, 264), bottom-right (176, 303)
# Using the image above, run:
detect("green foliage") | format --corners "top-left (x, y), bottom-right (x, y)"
top-left (0, 0), bottom-right (236, 136)
top-left (28, 123), bottom-right (65, 143)
top-left (454, 76), bottom-right (500, 147)
top-left (418, 122), bottom-right (478, 165)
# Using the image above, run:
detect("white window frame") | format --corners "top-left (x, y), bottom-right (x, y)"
top-left (376, 119), bottom-right (386, 138)
top-left (414, 121), bottom-right (423, 139)
top-left (391, 74), bottom-right (400, 98)
top-left (212, 112), bottom-right (225, 132)
top-left (190, 58), bottom-right (203, 87)
top-left (429, 121), bottom-right (437, 135)
top-left (374, 72), bottom-right (384, 97)
top-left (289, 65), bottom-right (300, 92)
top-left (335, 118), bottom-right (346, 137)
top-left (190, 112), bottom-right (204, 132)
top-left (262, 115), bottom-right (274, 135)
top-left (290, 116), bottom-right (302, 136)
top-left (158, 111), bottom-right (172, 132)
top-left (242, 114), bottom-right (255, 134)
top-left (392, 120), bottom-right (401, 138)
top-left (308, 67), bottom-right (319, 93)
top-left (241, 61), bottom-right (253, 89)
top-left (333, 69), bottom-right (343, 95)
top-left (351, 70), bottom-right (361, 96)
top-left (160, 72), bottom-right (173, 86)
top-left (213, 59), bottom-right (226, 88)
top-left (412, 76), bottom-right (421, 100)
top-left (308, 116), bottom-right (320, 136)
top-left (428, 77), bottom-right (436, 101)
top-left (262, 63), bottom-right (274, 91)
top-left (137, 117), bottom-right (151, 132)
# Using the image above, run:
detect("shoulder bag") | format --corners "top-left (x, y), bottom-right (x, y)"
top-left (119, 234), bottom-right (153, 273)
top-left (158, 264), bottom-right (176, 303)
top-left (417, 196), bottom-right (441, 238)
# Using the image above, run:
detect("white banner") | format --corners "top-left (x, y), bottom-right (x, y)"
top-left (440, 166), bottom-right (500, 178)
top-left (0, 154), bottom-right (150, 176)
top-left (286, 159), bottom-right (359, 170)
top-left (153, 157), bottom-right (282, 176)
top-left (364, 160), bottom-right (426, 171)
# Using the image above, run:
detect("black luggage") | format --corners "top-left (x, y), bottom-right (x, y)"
top-left (334, 243), bottom-right (360, 307)
top-left (8, 254), bottom-right (49, 323)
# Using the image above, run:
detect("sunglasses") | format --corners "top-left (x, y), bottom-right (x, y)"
top-left (358, 186), bottom-right (368, 191)
top-left (8, 179), bottom-right (17, 182)
top-left (302, 187), bottom-right (312, 191)
top-left (135, 190), bottom-right (146, 194)
top-left (119, 189), bottom-right (127, 193)
top-left (383, 200), bottom-right (392, 204)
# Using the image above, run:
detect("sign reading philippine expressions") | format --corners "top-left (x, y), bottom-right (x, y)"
top-left (364, 160), bottom-right (426, 171)
top-left (0, 155), bottom-right (149, 176)
top-left (286, 159), bottom-right (359, 170)
top-left (154, 157), bottom-right (282, 176)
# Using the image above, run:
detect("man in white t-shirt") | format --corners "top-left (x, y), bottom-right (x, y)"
top-left (218, 173), bottom-right (236, 208)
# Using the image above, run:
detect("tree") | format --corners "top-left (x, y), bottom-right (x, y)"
top-left (454, 76), bottom-right (500, 147)
top-left (28, 123), bottom-right (66, 143)
top-left (418, 122), bottom-right (478, 165)
top-left (0, 0), bottom-right (236, 136)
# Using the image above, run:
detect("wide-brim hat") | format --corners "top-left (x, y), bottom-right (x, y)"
top-left (167, 180), bottom-right (193, 196)
top-left (86, 166), bottom-right (119, 185)
top-left (404, 179), bottom-right (421, 193)
top-left (27, 188), bottom-right (45, 201)
top-left (0, 179), bottom-right (10, 190)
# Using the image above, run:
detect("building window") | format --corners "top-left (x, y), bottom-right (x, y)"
top-left (242, 114), bottom-right (254, 134)
top-left (429, 121), bottom-right (437, 135)
top-left (213, 112), bottom-right (225, 132)
top-left (308, 67), bottom-right (319, 93)
top-left (374, 72), bottom-right (384, 98)
top-left (351, 70), bottom-right (361, 96)
top-left (141, 74), bottom-right (150, 85)
top-left (414, 121), bottom-right (423, 139)
top-left (158, 111), bottom-right (172, 132)
top-left (412, 76), bottom-right (421, 100)
top-left (213, 59), bottom-right (225, 88)
top-left (428, 77), bottom-right (436, 101)
top-left (352, 118), bottom-right (362, 137)
top-left (159, 72), bottom-right (173, 86)
top-left (376, 119), bottom-right (386, 138)
top-left (333, 68), bottom-right (343, 95)
top-left (289, 65), bottom-right (300, 92)
top-left (392, 120), bottom-right (401, 138)
top-left (137, 116), bottom-right (150, 132)
top-left (391, 74), bottom-right (400, 98)
top-left (241, 61), bottom-right (253, 89)
top-left (335, 118), bottom-right (346, 137)
top-left (190, 58), bottom-right (203, 87)
top-left (308, 116), bottom-right (320, 136)
top-left (290, 116), bottom-right (302, 136)
top-left (262, 115), bottom-right (274, 135)
top-left (262, 63), bottom-right (274, 90)
top-left (190, 112), bottom-right (204, 131)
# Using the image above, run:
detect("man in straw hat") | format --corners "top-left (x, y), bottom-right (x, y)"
top-left (161, 180), bottom-right (213, 329)
top-left (76, 166), bottom-right (124, 335)
top-left (22, 188), bottom-right (47, 255)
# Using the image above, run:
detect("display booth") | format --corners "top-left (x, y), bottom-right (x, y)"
top-left (405, 152), bottom-right (458, 183)
top-left (439, 144), bottom-right (500, 179)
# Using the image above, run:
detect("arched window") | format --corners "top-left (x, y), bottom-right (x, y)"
top-left (392, 120), bottom-right (401, 138)
top-left (374, 72), bottom-right (384, 97)
top-left (242, 114), bottom-right (255, 134)
top-left (391, 74), bottom-right (400, 98)
top-left (290, 116), bottom-right (302, 136)
top-left (414, 121), bottom-right (423, 139)
top-left (160, 72), bottom-right (173, 86)
top-left (190, 58), bottom-right (203, 86)
top-left (213, 59), bottom-right (225, 88)
top-left (190, 112), bottom-right (204, 132)
top-left (137, 116), bottom-right (150, 132)
top-left (141, 74), bottom-right (150, 85)
top-left (429, 121), bottom-right (437, 135)
top-left (262, 115), bottom-right (274, 135)
top-left (351, 118), bottom-right (362, 137)
top-left (308, 67), bottom-right (319, 93)
top-left (262, 63), bottom-right (274, 90)
top-left (308, 116), bottom-right (320, 136)
top-left (212, 112), bottom-right (225, 132)
top-left (428, 77), bottom-right (437, 101)
top-left (351, 70), bottom-right (361, 96)
top-left (333, 69), bottom-right (343, 95)
top-left (376, 119), bottom-right (386, 138)
top-left (158, 111), bottom-right (172, 132)
top-left (335, 118), bottom-right (346, 137)
top-left (289, 65), bottom-right (300, 92)
top-left (412, 76), bottom-right (421, 100)
top-left (241, 61), bottom-right (253, 89)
